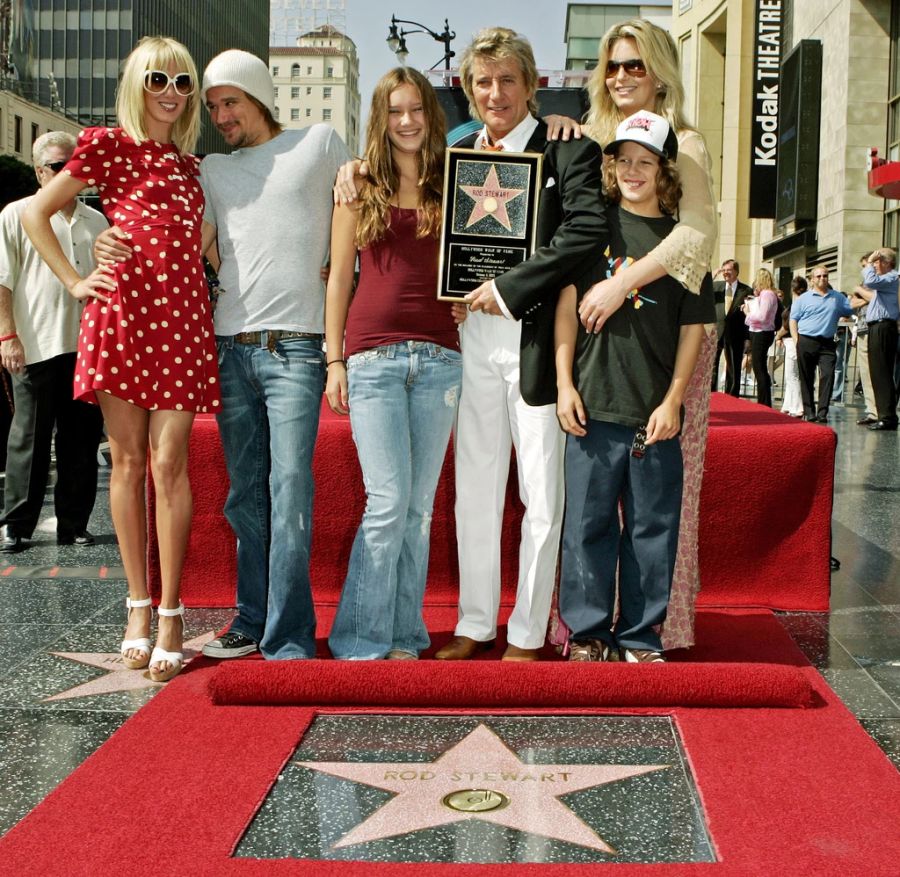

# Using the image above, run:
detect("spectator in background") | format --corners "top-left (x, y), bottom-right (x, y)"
top-left (742, 267), bottom-right (779, 407)
top-left (776, 276), bottom-right (806, 417)
top-left (852, 252), bottom-right (878, 426)
top-left (790, 265), bottom-right (852, 423)
top-left (851, 247), bottom-right (898, 431)
top-left (714, 259), bottom-right (752, 396)
top-left (0, 132), bottom-right (107, 553)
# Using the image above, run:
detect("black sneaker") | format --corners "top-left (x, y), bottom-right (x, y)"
top-left (202, 630), bottom-right (258, 658)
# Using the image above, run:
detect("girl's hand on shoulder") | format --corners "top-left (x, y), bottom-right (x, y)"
top-left (557, 385), bottom-right (587, 437)
top-left (645, 399), bottom-right (680, 445)
top-left (70, 263), bottom-right (116, 303)
top-left (325, 361), bottom-right (349, 415)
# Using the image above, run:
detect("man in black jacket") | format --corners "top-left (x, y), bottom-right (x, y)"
top-left (712, 259), bottom-right (752, 395)
top-left (436, 27), bottom-right (607, 663)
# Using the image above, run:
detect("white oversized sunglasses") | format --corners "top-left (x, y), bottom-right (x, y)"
top-left (143, 69), bottom-right (195, 96)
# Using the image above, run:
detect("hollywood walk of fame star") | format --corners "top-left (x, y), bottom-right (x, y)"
top-left (295, 722), bottom-right (668, 853)
top-left (459, 164), bottom-right (526, 232)
top-left (43, 632), bottom-right (214, 701)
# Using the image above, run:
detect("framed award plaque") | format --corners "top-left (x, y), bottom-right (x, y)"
top-left (437, 148), bottom-right (543, 301)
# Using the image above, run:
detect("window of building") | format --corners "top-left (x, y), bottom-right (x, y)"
top-left (274, 87), bottom-right (279, 98)
top-left (291, 86), bottom-right (300, 99)
top-left (306, 108), bottom-right (311, 117)
top-left (291, 63), bottom-right (300, 78)
top-left (272, 66), bottom-right (279, 77)
top-left (323, 109), bottom-right (332, 121)
top-left (306, 87), bottom-right (312, 95)
top-left (291, 108), bottom-right (300, 121)
top-left (307, 66), bottom-right (312, 75)
top-left (274, 107), bottom-right (280, 120)
top-left (326, 66), bottom-right (334, 78)
top-left (31, 122), bottom-right (39, 145)
top-left (14, 115), bottom-right (22, 154)
top-left (323, 87), bottom-right (332, 100)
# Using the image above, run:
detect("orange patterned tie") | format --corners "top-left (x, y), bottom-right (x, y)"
top-left (482, 140), bottom-right (504, 151)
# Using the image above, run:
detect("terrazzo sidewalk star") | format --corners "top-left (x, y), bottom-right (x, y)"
top-left (296, 722), bottom-right (668, 853)
top-left (42, 632), bottom-right (214, 701)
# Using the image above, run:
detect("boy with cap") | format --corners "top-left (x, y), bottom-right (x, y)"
top-left (554, 110), bottom-right (715, 663)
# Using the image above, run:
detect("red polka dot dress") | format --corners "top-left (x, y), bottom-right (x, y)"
top-left (65, 127), bottom-right (220, 413)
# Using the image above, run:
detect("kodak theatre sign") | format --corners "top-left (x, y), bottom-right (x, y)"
top-left (748, 0), bottom-right (783, 218)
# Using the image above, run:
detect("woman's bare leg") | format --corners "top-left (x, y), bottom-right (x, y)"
top-left (147, 409), bottom-right (196, 672)
top-left (96, 392), bottom-right (151, 661)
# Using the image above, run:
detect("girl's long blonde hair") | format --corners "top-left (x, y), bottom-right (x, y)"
top-left (356, 67), bottom-right (445, 248)
top-left (116, 36), bottom-right (201, 154)
top-left (584, 19), bottom-right (693, 146)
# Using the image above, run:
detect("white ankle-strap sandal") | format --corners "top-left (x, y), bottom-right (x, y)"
top-left (148, 603), bottom-right (185, 683)
top-left (120, 596), bottom-right (152, 670)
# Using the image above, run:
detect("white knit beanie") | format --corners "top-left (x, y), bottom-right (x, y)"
top-left (202, 49), bottom-right (275, 116)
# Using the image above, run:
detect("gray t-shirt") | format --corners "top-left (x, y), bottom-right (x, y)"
top-left (200, 125), bottom-right (350, 336)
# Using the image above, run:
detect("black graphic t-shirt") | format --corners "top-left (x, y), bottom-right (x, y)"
top-left (572, 204), bottom-right (715, 428)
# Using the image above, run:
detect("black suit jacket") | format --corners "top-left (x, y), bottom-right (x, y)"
top-left (714, 280), bottom-right (753, 346)
top-left (459, 121), bottom-right (607, 405)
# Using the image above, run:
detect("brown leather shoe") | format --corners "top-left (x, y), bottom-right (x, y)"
top-left (501, 644), bottom-right (540, 662)
top-left (434, 636), bottom-right (493, 660)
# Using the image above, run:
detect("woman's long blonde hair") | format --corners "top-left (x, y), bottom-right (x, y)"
top-left (753, 268), bottom-right (775, 292)
top-left (584, 19), bottom-right (693, 146)
top-left (356, 67), bottom-right (445, 248)
top-left (116, 36), bottom-right (201, 154)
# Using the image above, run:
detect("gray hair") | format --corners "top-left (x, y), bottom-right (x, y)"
top-left (32, 131), bottom-right (77, 166)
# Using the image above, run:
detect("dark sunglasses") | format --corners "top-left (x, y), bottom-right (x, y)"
top-left (43, 160), bottom-right (68, 173)
top-left (605, 58), bottom-right (648, 78)
top-left (143, 69), bottom-right (195, 96)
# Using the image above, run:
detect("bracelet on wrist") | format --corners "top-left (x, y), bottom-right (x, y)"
top-left (0, 332), bottom-right (17, 343)
top-left (326, 359), bottom-right (346, 367)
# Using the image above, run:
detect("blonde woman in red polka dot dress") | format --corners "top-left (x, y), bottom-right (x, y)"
top-left (23, 37), bottom-right (219, 682)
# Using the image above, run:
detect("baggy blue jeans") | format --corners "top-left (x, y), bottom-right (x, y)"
top-left (216, 335), bottom-right (324, 659)
top-left (328, 342), bottom-right (461, 659)
top-left (560, 419), bottom-right (683, 652)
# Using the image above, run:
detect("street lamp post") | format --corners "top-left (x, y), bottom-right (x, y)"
top-left (386, 15), bottom-right (455, 71)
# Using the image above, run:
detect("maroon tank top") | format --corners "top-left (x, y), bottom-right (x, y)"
top-left (344, 206), bottom-right (460, 357)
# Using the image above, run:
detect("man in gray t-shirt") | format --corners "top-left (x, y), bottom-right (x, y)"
top-left (198, 51), bottom-right (350, 660)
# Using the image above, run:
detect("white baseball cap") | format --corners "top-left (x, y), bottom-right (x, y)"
top-left (603, 110), bottom-right (678, 160)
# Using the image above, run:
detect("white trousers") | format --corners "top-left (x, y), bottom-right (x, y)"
top-left (453, 310), bottom-right (565, 649)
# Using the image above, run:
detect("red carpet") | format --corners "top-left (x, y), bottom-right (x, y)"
top-left (209, 661), bottom-right (815, 709)
top-left (3, 612), bottom-right (899, 876)
top-left (149, 394), bottom-right (834, 611)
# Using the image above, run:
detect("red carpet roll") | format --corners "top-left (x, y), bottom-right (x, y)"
top-left (208, 660), bottom-right (815, 709)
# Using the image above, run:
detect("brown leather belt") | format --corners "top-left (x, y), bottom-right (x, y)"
top-left (232, 330), bottom-right (323, 351)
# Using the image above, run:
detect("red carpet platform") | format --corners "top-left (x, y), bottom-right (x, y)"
top-left (149, 393), bottom-right (835, 611)
top-left (2, 612), bottom-right (899, 875)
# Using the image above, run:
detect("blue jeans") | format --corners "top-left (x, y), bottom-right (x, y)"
top-left (328, 342), bottom-right (462, 659)
top-left (560, 420), bottom-right (683, 652)
top-left (216, 335), bottom-right (324, 659)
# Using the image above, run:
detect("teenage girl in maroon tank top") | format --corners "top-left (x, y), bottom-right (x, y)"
top-left (323, 68), bottom-right (462, 660)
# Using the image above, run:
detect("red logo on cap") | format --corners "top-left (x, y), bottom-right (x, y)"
top-left (625, 116), bottom-right (653, 132)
